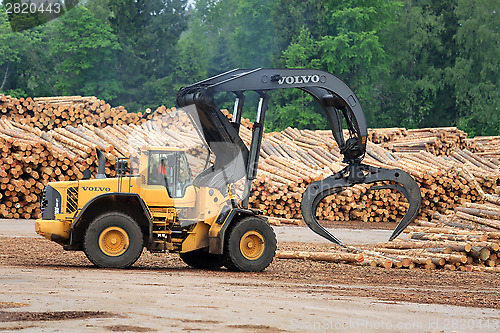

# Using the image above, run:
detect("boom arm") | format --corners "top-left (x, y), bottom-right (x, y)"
top-left (177, 68), bottom-right (367, 165)
top-left (177, 68), bottom-right (421, 247)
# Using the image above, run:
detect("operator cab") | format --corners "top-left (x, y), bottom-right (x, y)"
top-left (145, 148), bottom-right (192, 198)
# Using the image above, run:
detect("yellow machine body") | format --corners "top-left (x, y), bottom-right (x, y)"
top-left (35, 146), bottom-right (229, 255)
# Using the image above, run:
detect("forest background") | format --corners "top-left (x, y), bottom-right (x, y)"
top-left (0, 0), bottom-right (498, 136)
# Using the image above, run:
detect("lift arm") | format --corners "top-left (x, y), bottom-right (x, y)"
top-left (177, 68), bottom-right (421, 247)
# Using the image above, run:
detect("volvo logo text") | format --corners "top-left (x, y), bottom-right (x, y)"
top-left (82, 187), bottom-right (111, 192)
top-left (276, 75), bottom-right (324, 85)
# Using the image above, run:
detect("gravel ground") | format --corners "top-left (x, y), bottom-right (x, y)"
top-left (1, 219), bottom-right (500, 332)
top-left (1, 237), bottom-right (499, 310)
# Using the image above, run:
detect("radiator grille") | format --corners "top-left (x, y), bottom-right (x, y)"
top-left (66, 187), bottom-right (78, 213)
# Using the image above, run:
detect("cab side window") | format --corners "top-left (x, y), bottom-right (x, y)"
top-left (148, 153), bottom-right (161, 185)
top-left (177, 153), bottom-right (192, 196)
top-left (148, 151), bottom-right (193, 198)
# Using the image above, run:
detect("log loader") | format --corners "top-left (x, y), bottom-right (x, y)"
top-left (35, 68), bottom-right (422, 271)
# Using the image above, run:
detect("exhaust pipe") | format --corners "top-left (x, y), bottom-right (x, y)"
top-left (96, 148), bottom-right (107, 179)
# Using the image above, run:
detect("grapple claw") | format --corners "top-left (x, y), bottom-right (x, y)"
top-left (301, 165), bottom-right (421, 246)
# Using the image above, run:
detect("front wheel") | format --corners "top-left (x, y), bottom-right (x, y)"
top-left (84, 212), bottom-right (143, 268)
top-left (224, 217), bottom-right (276, 272)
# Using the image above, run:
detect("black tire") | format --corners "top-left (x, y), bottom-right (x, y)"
top-left (84, 212), bottom-right (143, 268)
top-left (223, 217), bottom-right (276, 272)
top-left (179, 249), bottom-right (224, 270)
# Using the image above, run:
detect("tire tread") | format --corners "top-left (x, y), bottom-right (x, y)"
top-left (83, 212), bottom-right (143, 268)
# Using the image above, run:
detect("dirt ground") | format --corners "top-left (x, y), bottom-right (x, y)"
top-left (1, 222), bottom-right (500, 332)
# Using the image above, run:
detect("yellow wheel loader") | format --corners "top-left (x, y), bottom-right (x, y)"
top-left (36, 68), bottom-right (422, 271)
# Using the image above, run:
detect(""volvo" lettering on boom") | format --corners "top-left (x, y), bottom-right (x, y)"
top-left (276, 75), bottom-right (322, 85)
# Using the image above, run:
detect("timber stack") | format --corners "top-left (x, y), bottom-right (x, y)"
top-left (343, 127), bottom-right (469, 156)
top-left (0, 114), bottom-right (207, 218)
top-left (255, 128), bottom-right (499, 224)
top-left (0, 94), bottom-right (244, 133)
top-left (466, 136), bottom-right (500, 163)
top-left (378, 127), bottom-right (469, 155)
top-left (363, 193), bottom-right (500, 272)
top-left (277, 194), bottom-right (500, 273)
top-left (0, 118), bottom-right (93, 219)
top-left (1, 93), bottom-right (500, 228)
top-left (0, 94), bottom-right (147, 130)
top-left (367, 127), bottom-right (406, 143)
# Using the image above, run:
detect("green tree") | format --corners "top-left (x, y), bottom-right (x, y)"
top-left (272, 0), bottom-right (328, 59)
top-left (268, 27), bottom-right (325, 130)
top-left (4, 0), bottom-right (49, 32)
top-left (0, 6), bottom-right (57, 97)
top-left (229, 0), bottom-right (276, 68)
top-left (49, 7), bottom-right (122, 101)
top-left (81, 0), bottom-right (113, 21)
top-left (105, 0), bottom-right (188, 109)
top-left (378, 0), bottom-right (445, 128)
top-left (0, 7), bottom-right (26, 94)
top-left (268, 0), bottom-right (399, 131)
top-left (177, 0), bottom-right (275, 73)
top-left (173, 0), bottom-right (276, 115)
top-left (426, 0), bottom-right (459, 129)
top-left (450, 0), bottom-right (499, 136)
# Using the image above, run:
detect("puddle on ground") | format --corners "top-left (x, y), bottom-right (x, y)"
top-left (104, 324), bottom-right (156, 332)
top-left (0, 302), bottom-right (29, 309)
top-left (0, 310), bottom-right (114, 322)
top-left (227, 324), bottom-right (284, 332)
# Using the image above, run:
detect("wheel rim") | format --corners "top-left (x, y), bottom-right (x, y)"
top-left (98, 227), bottom-right (129, 256)
top-left (240, 231), bottom-right (265, 260)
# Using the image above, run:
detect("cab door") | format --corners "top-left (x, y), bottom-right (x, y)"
top-left (144, 151), bottom-right (195, 208)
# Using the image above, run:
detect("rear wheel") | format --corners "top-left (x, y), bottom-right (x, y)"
top-left (84, 212), bottom-right (143, 268)
top-left (179, 249), bottom-right (224, 270)
top-left (224, 217), bottom-right (276, 272)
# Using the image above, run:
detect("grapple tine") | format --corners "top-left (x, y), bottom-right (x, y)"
top-left (361, 167), bottom-right (422, 241)
top-left (301, 172), bottom-right (351, 247)
top-left (301, 165), bottom-right (421, 246)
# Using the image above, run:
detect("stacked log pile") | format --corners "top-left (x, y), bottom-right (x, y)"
top-left (320, 127), bottom-right (469, 156)
top-left (367, 146), bottom-right (499, 208)
top-left (254, 128), bottom-right (499, 224)
top-left (378, 127), bottom-right (469, 155)
top-left (220, 109), bottom-right (255, 130)
top-left (364, 193), bottom-right (500, 272)
top-left (0, 94), bottom-right (246, 134)
top-left (2, 106), bottom-right (497, 225)
top-left (0, 94), bottom-right (147, 130)
top-left (466, 136), bottom-right (500, 163)
top-left (277, 194), bottom-right (500, 273)
top-left (1, 93), bottom-right (500, 228)
top-left (4, 93), bottom-right (500, 275)
top-left (0, 114), bottom-right (207, 218)
top-left (367, 127), bottom-right (406, 143)
top-left (0, 119), bottom-right (88, 218)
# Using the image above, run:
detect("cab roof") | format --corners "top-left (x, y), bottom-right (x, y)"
top-left (142, 146), bottom-right (189, 152)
